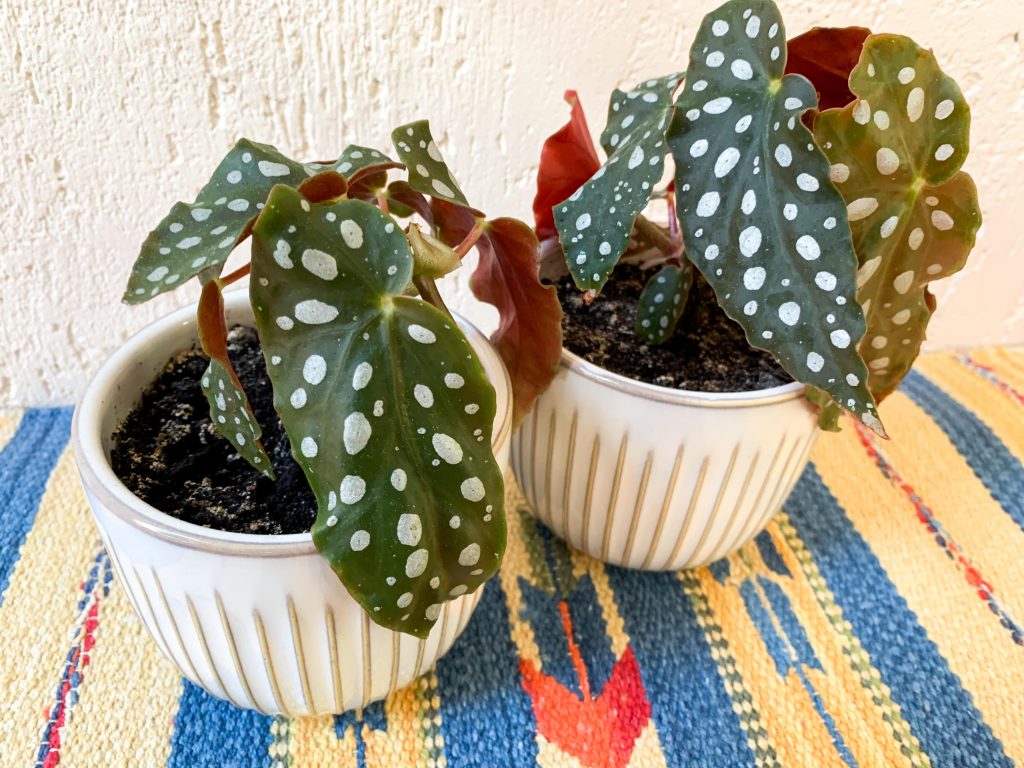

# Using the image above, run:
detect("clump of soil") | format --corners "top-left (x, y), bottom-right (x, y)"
top-left (111, 327), bottom-right (316, 535)
top-left (557, 265), bottom-right (791, 392)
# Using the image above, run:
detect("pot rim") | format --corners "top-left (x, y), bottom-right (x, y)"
top-left (560, 348), bottom-right (805, 408)
top-left (72, 290), bottom-right (514, 558)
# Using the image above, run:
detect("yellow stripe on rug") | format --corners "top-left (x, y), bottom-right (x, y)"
top-left (61, 581), bottom-right (182, 767)
top-left (814, 418), bottom-right (1024, 762)
top-left (916, 355), bottom-right (1024, 464)
top-left (0, 448), bottom-right (124, 761)
top-left (0, 409), bottom-right (24, 453)
top-left (874, 391), bottom-right (1024, 620)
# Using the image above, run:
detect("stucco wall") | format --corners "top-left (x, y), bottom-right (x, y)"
top-left (2, 0), bottom-right (1021, 406)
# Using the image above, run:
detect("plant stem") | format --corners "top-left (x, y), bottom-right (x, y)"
top-left (218, 263), bottom-right (251, 287)
top-left (632, 214), bottom-right (676, 256)
top-left (454, 219), bottom-right (487, 259)
top-left (414, 275), bottom-right (454, 320)
top-left (376, 191), bottom-right (391, 215)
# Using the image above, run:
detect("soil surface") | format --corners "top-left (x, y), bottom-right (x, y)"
top-left (111, 327), bottom-right (317, 535)
top-left (557, 265), bottom-right (791, 392)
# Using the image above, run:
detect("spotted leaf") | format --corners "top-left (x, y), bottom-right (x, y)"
top-left (814, 34), bottom-right (981, 403)
top-left (309, 144), bottom-right (399, 183)
top-left (555, 73), bottom-right (683, 294)
top-left (196, 281), bottom-right (273, 477)
top-left (635, 264), bottom-right (693, 344)
top-left (669, 0), bottom-right (882, 435)
top-left (250, 186), bottom-right (504, 637)
top-left (124, 140), bottom-right (306, 304)
top-left (391, 121), bottom-right (471, 207)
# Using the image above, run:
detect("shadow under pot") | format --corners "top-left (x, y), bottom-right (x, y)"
top-left (512, 348), bottom-right (819, 570)
top-left (72, 292), bottom-right (513, 716)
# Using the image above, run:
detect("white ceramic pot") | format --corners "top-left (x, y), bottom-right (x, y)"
top-left (72, 291), bottom-right (512, 716)
top-left (512, 350), bottom-right (819, 570)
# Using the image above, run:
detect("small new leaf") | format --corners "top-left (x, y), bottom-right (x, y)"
top-left (786, 27), bottom-right (870, 113)
top-left (407, 223), bottom-right (461, 279)
top-left (555, 73), bottom-right (683, 294)
top-left (250, 186), bottom-right (504, 637)
top-left (196, 281), bottom-right (273, 476)
top-left (635, 264), bottom-right (693, 344)
top-left (124, 140), bottom-right (306, 304)
top-left (391, 121), bottom-right (471, 207)
top-left (814, 34), bottom-right (981, 403)
top-left (669, 0), bottom-right (883, 436)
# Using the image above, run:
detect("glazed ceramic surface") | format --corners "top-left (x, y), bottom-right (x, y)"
top-left (513, 350), bottom-right (819, 570)
top-left (73, 292), bottom-right (512, 716)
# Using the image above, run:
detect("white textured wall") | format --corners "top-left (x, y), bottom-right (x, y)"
top-left (2, 0), bottom-right (1021, 406)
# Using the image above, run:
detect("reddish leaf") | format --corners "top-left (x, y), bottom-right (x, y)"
top-left (787, 27), bottom-right (871, 113)
top-left (434, 199), bottom-right (563, 428)
top-left (533, 90), bottom-right (601, 241)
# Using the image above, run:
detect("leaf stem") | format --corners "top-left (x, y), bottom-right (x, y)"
top-left (454, 218), bottom-right (487, 259)
top-left (413, 275), bottom-right (454, 320)
top-left (218, 262), bottom-right (251, 287)
top-left (376, 191), bottom-right (391, 215)
top-left (633, 214), bottom-right (676, 256)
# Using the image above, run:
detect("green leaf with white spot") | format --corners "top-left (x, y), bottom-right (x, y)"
top-left (250, 186), bottom-right (505, 637)
top-left (814, 34), bottom-right (981, 403)
top-left (196, 280), bottom-right (273, 476)
top-left (391, 121), bottom-right (471, 207)
top-left (124, 140), bottom-right (307, 304)
top-left (555, 73), bottom-right (683, 294)
top-left (669, 0), bottom-right (883, 435)
top-left (635, 264), bottom-right (693, 344)
top-left (308, 144), bottom-right (399, 181)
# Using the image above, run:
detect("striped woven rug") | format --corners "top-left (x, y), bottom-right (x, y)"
top-left (2, 347), bottom-right (1023, 767)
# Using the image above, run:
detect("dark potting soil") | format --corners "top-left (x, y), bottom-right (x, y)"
top-left (110, 326), bottom-right (317, 535)
top-left (557, 264), bottom-right (792, 392)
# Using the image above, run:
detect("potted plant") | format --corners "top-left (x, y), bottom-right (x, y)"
top-left (513, 0), bottom-right (981, 569)
top-left (72, 121), bottom-right (552, 715)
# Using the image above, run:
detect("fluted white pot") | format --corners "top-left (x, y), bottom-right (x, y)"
top-left (513, 349), bottom-right (818, 570)
top-left (72, 291), bottom-right (512, 716)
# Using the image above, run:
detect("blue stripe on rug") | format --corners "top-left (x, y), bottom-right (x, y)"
top-left (902, 371), bottom-right (1024, 533)
top-left (435, 579), bottom-right (539, 768)
top-left (786, 465), bottom-right (1012, 768)
top-left (0, 407), bottom-right (73, 603)
top-left (167, 681), bottom-right (273, 768)
top-left (606, 565), bottom-right (753, 768)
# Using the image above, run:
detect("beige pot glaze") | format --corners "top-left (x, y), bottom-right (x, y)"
top-left (72, 291), bottom-right (512, 716)
top-left (512, 349), bottom-right (819, 570)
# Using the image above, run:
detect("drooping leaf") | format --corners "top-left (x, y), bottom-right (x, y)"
top-left (533, 90), bottom-right (602, 241)
top-left (391, 121), bottom-right (472, 207)
top-left (669, 0), bottom-right (883, 435)
top-left (554, 73), bottom-right (684, 294)
top-left (635, 263), bottom-right (693, 344)
top-left (786, 27), bottom-right (871, 113)
top-left (196, 280), bottom-right (273, 476)
top-left (814, 34), bottom-right (981, 403)
top-left (250, 186), bottom-right (505, 637)
top-left (434, 199), bottom-right (564, 428)
top-left (124, 140), bottom-right (307, 304)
